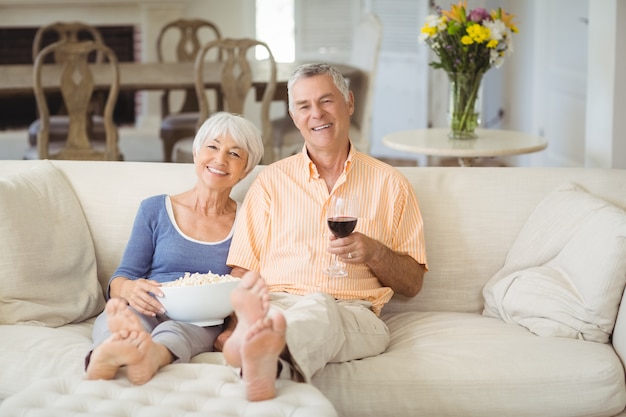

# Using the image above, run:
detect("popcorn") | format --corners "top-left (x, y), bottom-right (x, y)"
top-left (162, 272), bottom-right (238, 287)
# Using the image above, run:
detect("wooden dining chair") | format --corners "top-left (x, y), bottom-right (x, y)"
top-left (272, 13), bottom-right (383, 159)
top-left (26, 22), bottom-right (108, 153)
top-left (172, 38), bottom-right (277, 164)
top-left (23, 39), bottom-right (121, 161)
top-left (156, 18), bottom-right (223, 162)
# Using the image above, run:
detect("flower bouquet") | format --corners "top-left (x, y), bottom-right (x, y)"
top-left (419, 1), bottom-right (518, 138)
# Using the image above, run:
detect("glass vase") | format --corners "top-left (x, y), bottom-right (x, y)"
top-left (447, 71), bottom-right (483, 139)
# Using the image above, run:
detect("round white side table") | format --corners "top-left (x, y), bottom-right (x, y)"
top-left (383, 128), bottom-right (547, 167)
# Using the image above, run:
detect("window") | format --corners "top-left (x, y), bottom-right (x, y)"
top-left (255, 0), bottom-right (359, 63)
top-left (255, 0), bottom-right (294, 62)
top-left (257, 0), bottom-right (421, 62)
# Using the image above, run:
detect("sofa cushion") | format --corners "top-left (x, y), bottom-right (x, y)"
top-left (0, 321), bottom-right (94, 398)
top-left (314, 311), bottom-right (626, 417)
top-left (482, 182), bottom-right (626, 343)
top-left (0, 161), bottom-right (105, 327)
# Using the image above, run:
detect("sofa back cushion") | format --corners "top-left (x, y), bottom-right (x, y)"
top-left (0, 161), bottom-right (105, 326)
top-left (482, 182), bottom-right (626, 343)
top-left (3, 161), bottom-right (625, 324)
top-left (33, 160), bottom-right (261, 294)
top-left (383, 167), bottom-right (626, 317)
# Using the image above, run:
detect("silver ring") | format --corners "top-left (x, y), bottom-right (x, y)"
top-left (348, 252), bottom-right (353, 259)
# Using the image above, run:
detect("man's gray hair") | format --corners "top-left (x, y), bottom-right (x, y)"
top-left (287, 63), bottom-right (350, 112)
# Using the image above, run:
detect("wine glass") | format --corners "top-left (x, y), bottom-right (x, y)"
top-left (324, 193), bottom-right (358, 277)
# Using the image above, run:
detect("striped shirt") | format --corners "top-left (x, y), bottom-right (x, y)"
top-left (227, 146), bottom-right (427, 314)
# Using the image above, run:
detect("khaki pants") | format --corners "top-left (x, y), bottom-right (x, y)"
top-left (270, 292), bottom-right (390, 382)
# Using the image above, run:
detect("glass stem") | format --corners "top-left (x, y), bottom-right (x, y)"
top-left (327, 253), bottom-right (337, 278)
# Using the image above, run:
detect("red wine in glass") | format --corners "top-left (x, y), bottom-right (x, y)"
top-left (327, 216), bottom-right (357, 238)
top-left (324, 194), bottom-right (358, 277)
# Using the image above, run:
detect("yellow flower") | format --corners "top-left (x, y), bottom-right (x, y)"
top-left (440, 16), bottom-right (449, 28)
top-left (466, 24), bottom-right (490, 44)
top-left (420, 2), bottom-right (519, 73)
top-left (421, 24), bottom-right (438, 37)
top-left (461, 35), bottom-right (473, 45)
top-left (442, 0), bottom-right (467, 24)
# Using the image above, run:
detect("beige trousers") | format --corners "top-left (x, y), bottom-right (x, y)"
top-left (270, 292), bottom-right (390, 382)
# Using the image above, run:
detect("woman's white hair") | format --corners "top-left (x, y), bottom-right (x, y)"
top-left (192, 112), bottom-right (264, 173)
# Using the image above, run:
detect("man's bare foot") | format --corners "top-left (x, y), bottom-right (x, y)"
top-left (241, 313), bottom-right (286, 401)
top-left (125, 336), bottom-right (174, 385)
top-left (86, 330), bottom-right (145, 380)
top-left (223, 272), bottom-right (270, 368)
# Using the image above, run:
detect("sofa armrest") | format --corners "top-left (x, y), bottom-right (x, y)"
top-left (612, 288), bottom-right (626, 370)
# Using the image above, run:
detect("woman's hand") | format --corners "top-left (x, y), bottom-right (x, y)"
top-left (111, 277), bottom-right (164, 317)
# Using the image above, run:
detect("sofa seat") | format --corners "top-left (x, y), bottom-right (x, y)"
top-left (313, 312), bottom-right (626, 417)
top-left (0, 321), bottom-right (94, 399)
top-left (0, 363), bottom-right (337, 417)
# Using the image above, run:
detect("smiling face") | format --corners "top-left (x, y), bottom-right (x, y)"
top-left (193, 133), bottom-right (249, 192)
top-left (289, 73), bottom-right (354, 154)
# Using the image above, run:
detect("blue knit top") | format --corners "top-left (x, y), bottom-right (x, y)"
top-left (108, 195), bottom-right (235, 296)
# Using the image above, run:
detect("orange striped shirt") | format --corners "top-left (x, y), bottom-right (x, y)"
top-left (227, 146), bottom-right (427, 314)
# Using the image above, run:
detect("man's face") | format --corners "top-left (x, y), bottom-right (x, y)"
top-left (289, 74), bottom-right (354, 152)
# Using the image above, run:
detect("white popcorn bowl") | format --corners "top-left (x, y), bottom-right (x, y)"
top-left (159, 279), bottom-right (240, 326)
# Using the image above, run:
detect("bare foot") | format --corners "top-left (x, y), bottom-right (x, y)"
top-left (87, 297), bottom-right (172, 384)
top-left (86, 330), bottom-right (145, 380)
top-left (125, 336), bottom-right (174, 385)
top-left (106, 297), bottom-right (144, 334)
top-left (223, 271), bottom-right (270, 368)
top-left (241, 313), bottom-right (286, 401)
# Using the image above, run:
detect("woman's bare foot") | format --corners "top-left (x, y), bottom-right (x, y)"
top-left (125, 337), bottom-right (174, 385)
top-left (223, 271), bottom-right (270, 367)
top-left (86, 330), bottom-right (146, 380)
top-left (241, 313), bottom-right (286, 401)
top-left (106, 297), bottom-right (144, 334)
top-left (87, 297), bottom-right (167, 382)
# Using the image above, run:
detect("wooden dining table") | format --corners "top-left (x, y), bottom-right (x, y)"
top-left (0, 61), bottom-right (362, 103)
top-left (0, 60), bottom-right (362, 162)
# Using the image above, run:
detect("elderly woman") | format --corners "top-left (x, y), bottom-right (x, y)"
top-left (85, 112), bottom-right (264, 384)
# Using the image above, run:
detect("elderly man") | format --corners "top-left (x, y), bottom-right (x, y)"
top-left (222, 63), bottom-right (428, 401)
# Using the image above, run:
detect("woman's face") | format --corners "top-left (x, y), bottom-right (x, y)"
top-left (194, 133), bottom-right (249, 192)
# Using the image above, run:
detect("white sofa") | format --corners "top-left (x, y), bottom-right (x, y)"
top-left (1, 159), bottom-right (626, 417)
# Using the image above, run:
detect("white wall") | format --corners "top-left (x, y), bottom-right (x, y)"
top-left (185, 0), bottom-right (255, 39)
top-left (585, 0), bottom-right (626, 169)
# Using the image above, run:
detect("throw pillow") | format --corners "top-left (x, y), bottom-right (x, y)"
top-left (482, 182), bottom-right (626, 343)
top-left (0, 161), bottom-right (105, 326)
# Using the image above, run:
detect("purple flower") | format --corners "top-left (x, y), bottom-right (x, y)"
top-left (468, 8), bottom-right (490, 23)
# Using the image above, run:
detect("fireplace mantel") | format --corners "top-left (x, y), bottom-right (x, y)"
top-left (0, 0), bottom-right (184, 4)
top-left (0, 0), bottom-right (188, 60)
top-left (0, 0), bottom-right (189, 127)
